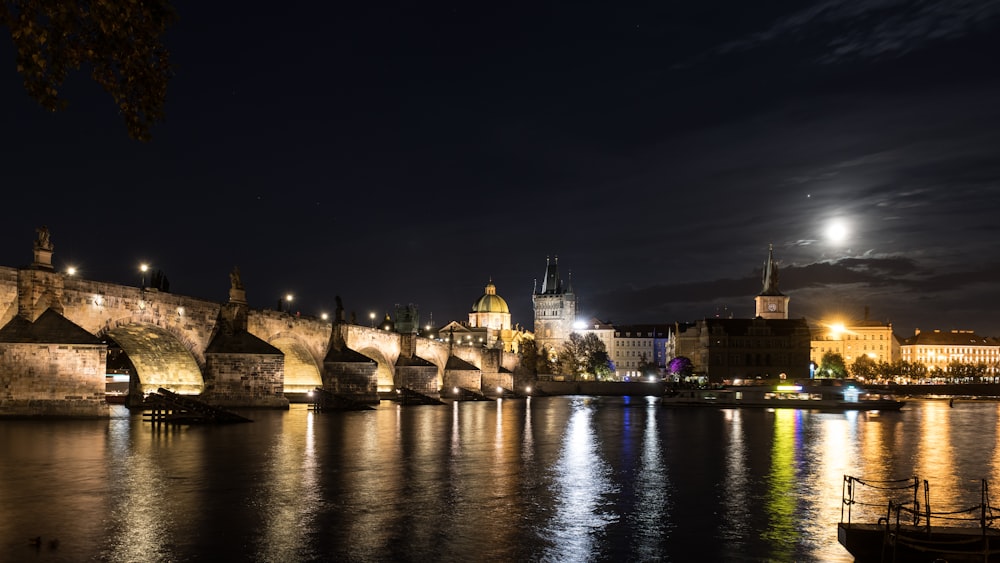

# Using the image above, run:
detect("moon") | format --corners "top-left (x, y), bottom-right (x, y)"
top-left (826, 219), bottom-right (849, 243)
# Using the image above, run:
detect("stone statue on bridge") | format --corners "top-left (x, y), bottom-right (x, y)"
top-left (230, 266), bottom-right (244, 290)
top-left (35, 226), bottom-right (53, 251)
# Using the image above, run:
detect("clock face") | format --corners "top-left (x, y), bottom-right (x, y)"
top-left (767, 303), bottom-right (777, 312)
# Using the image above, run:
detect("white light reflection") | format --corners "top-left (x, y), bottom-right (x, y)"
top-left (451, 400), bottom-right (461, 456)
top-left (721, 408), bottom-right (749, 543)
top-left (522, 397), bottom-right (533, 462)
top-left (495, 397), bottom-right (503, 450)
top-left (542, 399), bottom-right (617, 561)
top-left (630, 396), bottom-right (668, 560)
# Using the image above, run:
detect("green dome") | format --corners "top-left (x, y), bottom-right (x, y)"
top-left (472, 281), bottom-right (509, 314)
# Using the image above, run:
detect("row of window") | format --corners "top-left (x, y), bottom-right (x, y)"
top-left (817, 333), bottom-right (888, 341)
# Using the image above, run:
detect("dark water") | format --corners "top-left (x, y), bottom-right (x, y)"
top-left (1, 396), bottom-right (998, 562)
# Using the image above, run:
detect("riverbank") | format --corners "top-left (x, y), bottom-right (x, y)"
top-left (530, 380), bottom-right (1000, 399)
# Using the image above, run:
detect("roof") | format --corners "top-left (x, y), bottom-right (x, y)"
top-left (613, 324), bottom-right (674, 337)
top-left (324, 345), bottom-right (376, 363)
top-left (701, 317), bottom-right (812, 337)
top-left (902, 330), bottom-right (999, 347)
top-left (0, 309), bottom-right (103, 345)
top-left (445, 355), bottom-right (479, 370)
top-left (205, 330), bottom-right (282, 355)
top-left (471, 281), bottom-right (510, 314)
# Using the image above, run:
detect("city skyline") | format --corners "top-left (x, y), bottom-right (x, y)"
top-left (3, 1), bottom-right (999, 337)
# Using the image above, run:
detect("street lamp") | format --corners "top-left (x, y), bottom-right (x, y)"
top-left (370, 312), bottom-right (376, 328)
top-left (285, 293), bottom-right (294, 313)
top-left (66, 266), bottom-right (77, 276)
top-left (139, 263), bottom-right (149, 288)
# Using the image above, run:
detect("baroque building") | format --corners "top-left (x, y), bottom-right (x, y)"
top-left (901, 329), bottom-right (1000, 377)
top-left (809, 306), bottom-right (898, 367)
top-left (532, 256), bottom-right (576, 357)
top-left (437, 280), bottom-right (526, 353)
top-left (675, 245), bottom-right (812, 383)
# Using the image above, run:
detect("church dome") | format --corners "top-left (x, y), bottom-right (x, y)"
top-left (471, 281), bottom-right (509, 314)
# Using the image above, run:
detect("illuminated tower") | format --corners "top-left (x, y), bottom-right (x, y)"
top-left (532, 256), bottom-right (576, 357)
top-left (755, 244), bottom-right (789, 319)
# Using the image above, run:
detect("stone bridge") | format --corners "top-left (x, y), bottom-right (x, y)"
top-left (0, 237), bottom-right (522, 417)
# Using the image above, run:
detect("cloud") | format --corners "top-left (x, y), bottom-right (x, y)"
top-left (684, 0), bottom-right (1000, 67)
top-left (584, 254), bottom-right (1000, 336)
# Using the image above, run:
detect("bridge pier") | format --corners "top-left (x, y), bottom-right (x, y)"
top-left (0, 309), bottom-right (109, 418)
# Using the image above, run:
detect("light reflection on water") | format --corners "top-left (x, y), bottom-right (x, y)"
top-left (2, 398), bottom-right (1000, 561)
top-left (541, 397), bottom-right (618, 562)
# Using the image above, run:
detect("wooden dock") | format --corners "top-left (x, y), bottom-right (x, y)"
top-left (142, 388), bottom-right (253, 424)
top-left (308, 388), bottom-right (376, 412)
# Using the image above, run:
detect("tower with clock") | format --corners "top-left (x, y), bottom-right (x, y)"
top-left (755, 244), bottom-right (790, 319)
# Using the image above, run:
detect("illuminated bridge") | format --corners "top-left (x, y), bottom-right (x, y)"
top-left (0, 232), bottom-right (519, 417)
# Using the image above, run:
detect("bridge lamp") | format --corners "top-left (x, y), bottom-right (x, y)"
top-left (453, 387), bottom-right (459, 395)
top-left (369, 312), bottom-right (376, 328)
top-left (139, 263), bottom-right (149, 288)
top-left (285, 294), bottom-right (293, 312)
top-left (525, 386), bottom-right (532, 394)
top-left (321, 313), bottom-right (329, 321)
top-left (66, 266), bottom-right (77, 276)
top-left (496, 386), bottom-right (503, 394)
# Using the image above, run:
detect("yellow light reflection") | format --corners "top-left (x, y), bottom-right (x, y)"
top-left (762, 409), bottom-right (799, 560)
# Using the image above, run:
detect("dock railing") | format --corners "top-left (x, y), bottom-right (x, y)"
top-left (841, 475), bottom-right (920, 527)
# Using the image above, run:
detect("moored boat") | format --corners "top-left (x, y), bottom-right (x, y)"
top-left (660, 378), bottom-right (904, 411)
top-left (838, 475), bottom-right (1000, 562)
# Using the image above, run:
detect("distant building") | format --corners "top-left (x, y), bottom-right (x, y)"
top-left (675, 245), bottom-right (811, 383)
top-left (469, 280), bottom-right (511, 333)
top-left (611, 323), bottom-right (673, 379)
top-left (901, 329), bottom-right (1000, 376)
top-left (755, 243), bottom-right (790, 320)
top-left (435, 280), bottom-right (528, 353)
top-left (675, 318), bottom-right (812, 383)
top-left (809, 306), bottom-right (898, 367)
top-left (571, 317), bottom-right (616, 357)
top-left (532, 256), bottom-right (576, 358)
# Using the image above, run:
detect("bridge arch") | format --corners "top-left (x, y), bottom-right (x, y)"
top-left (354, 345), bottom-right (396, 393)
top-left (100, 322), bottom-right (204, 395)
top-left (268, 334), bottom-right (323, 394)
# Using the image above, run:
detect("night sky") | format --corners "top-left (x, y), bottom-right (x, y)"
top-left (3, 1), bottom-right (1000, 338)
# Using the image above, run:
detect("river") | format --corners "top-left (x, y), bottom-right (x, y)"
top-left (1, 396), bottom-right (997, 562)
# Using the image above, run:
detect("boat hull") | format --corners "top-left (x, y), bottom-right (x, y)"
top-left (838, 522), bottom-right (1000, 562)
top-left (660, 387), bottom-right (904, 411)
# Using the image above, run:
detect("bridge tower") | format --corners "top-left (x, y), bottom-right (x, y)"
top-left (532, 256), bottom-right (576, 359)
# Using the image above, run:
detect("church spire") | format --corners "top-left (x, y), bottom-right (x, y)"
top-left (539, 255), bottom-right (562, 295)
top-left (760, 243), bottom-right (783, 296)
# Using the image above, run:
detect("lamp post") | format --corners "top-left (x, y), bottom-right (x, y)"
top-left (370, 312), bottom-right (376, 328)
top-left (285, 293), bottom-right (294, 314)
top-left (139, 263), bottom-right (149, 289)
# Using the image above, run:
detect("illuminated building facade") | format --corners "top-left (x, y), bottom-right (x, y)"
top-left (900, 329), bottom-right (1000, 374)
top-left (436, 280), bottom-right (527, 352)
top-left (810, 307), bottom-right (898, 366)
top-left (611, 324), bottom-right (672, 379)
top-left (469, 280), bottom-right (511, 332)
top-left (532, 256), bottom-right (576, 358)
